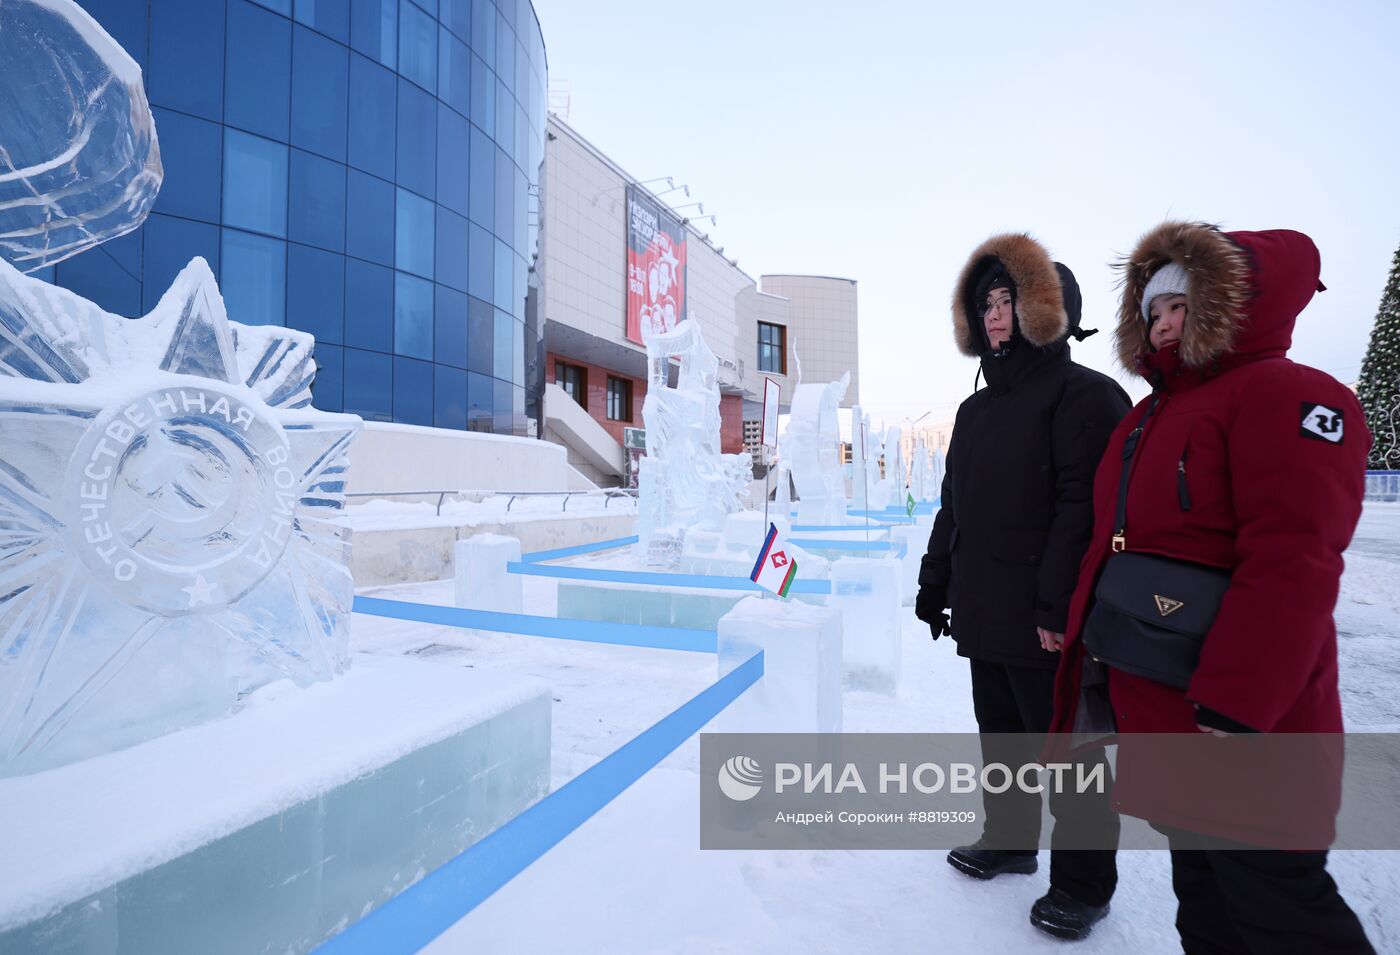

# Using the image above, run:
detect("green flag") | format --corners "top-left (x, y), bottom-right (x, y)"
top-left (906, 492), bottom-right (916, 517)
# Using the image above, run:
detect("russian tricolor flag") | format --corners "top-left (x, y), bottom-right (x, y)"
top-left (750, 522), bottom-right (798, 598)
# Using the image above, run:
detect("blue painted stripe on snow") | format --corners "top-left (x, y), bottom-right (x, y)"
top-left (520, 536), bottom-right (639, 563)
top-left (506, 562), bottom-right (838, 595)
top-left (790, 538), bottom-right (896, 551)
top-left (790, 523), bottom-right (893, 533)
top-left (352, 596), bottom-right (716, 653)
top-left (314, 650), bottom-right (765, 955)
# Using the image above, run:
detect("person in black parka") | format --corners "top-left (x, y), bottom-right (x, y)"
top-left (915, 233), bottom-right (1131, 942)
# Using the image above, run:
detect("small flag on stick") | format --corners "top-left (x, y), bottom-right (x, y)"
top-left (750, 522), bottom-right (798, 597)
top-left (906, 492), bottom-right (916, 518)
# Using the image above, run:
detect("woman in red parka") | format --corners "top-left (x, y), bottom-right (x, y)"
top-left (1048, 222), bottom-right (1374, 953)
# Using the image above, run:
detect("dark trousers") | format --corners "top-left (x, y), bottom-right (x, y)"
top-left (1166, 829), bottom-right (1374, 954)
top-left (969, 658), bottom-right (1119, 907)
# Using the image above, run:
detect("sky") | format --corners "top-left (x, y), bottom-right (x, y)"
top-left (530, 0), bottom-right (1400, 428)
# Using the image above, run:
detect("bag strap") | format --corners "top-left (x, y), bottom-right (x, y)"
top-left (1111, 393), bottom-right (1162, 553)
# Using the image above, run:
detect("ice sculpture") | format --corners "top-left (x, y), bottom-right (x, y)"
top-left (0, 258), bottom-right (362, 775)
top-left (932, 448), bottom-right (946, 500)
top-left (0, 1), bottom-right (359, 776)
top-left (911, 442), bottom-right (932, 502)
top-left (849, 404), bottom-right (871, 513)
top-left (0, 1), bottom-right (162, 271)
top-left (871, 425), bottom-right (904, 509)
top-left (782, 373), bottom-right (849, 524)
top-left (636, 316), bottom-right (741, 567)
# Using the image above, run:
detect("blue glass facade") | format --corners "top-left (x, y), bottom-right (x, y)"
top-left (55, 0), bottom-right (546, 433)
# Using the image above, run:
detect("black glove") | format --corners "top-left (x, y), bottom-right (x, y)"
top-left (914, 588), bottom-right (952, 641)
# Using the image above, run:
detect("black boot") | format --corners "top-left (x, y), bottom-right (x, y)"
top-left (1029, 887), bottom-right (1111, 941)
top-left (946, 839), bottom-right (1038, 880)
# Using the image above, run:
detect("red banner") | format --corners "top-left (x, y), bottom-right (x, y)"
top-left (625, 184), bottom-right (687, 346)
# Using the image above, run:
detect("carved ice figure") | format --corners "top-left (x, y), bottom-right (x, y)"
top-left (636, 316), bottom-right (739, 566)
top-left (782, 372), bottom-right (849, 524)
top-left (932, 448), bottom-right (946, 500)
top-left (0, 257), bottom-right (362, 775)
top-left (0, 0), bottom-right (162, 271)
top-left (0, 2), bottom-right (359, 776)
top-left (912, 442), bottom-right (932, 502)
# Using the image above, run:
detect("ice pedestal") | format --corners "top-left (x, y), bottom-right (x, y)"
top-left (716, 596), bottom-right (842, 734)
top-left (454, 534), bottom-right (523, 613)
top-left (0, 656), bottom-right (550, 955)
top-left (829, 557), bottom-right (902, 694)
top-left (891, 524), bottom-right (929, 607)
top-left (558, 579), bottom-right (755, 631)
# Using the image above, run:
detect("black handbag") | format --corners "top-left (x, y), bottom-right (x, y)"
top-left (1081, 396), bottom-right (1233, 690)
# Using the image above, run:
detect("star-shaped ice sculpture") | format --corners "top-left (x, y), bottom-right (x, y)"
top-left (0, 255), bottom-right (361, 775)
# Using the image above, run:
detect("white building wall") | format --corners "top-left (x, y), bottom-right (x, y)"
top-left (543, 115), bottom-right (858, 414)
top-left (759, 275), bottom-right (860, 406)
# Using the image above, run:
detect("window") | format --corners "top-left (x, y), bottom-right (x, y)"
top-left (468, 123), bottom-right (494, 232)
top-left (395, 188), bottom-right (435, 278)
top-left (393, 356), bottom-right (433, 426)
top-left (434, 284), bottom-right (468, 367)
top-left (291, 26), bottom-right (349, 162)
top-left (343, 347), bottom-right (392, 421)
top-left (344, 258), bottom-right (393, 351)
top-left (467, 370), bottom-right (493, 431)
top-left (555, 361), bottom-right (586, 409)
top-left (437, 105), bottom-right (472, 216)
top-left (758, 321), bottom-right (786, 374)
top-left (347, 53), bottom-right (396, 179)
top-left (396, 80), bottom-right (437, 198)
top-left (224, 130), bottom-right (288, 237)
top-left (434, 364), bottom-right (467, 429)
top-left (393, 272), bottom-right (434, 359)
top-left (149, 0), bottom-right (225, 121)
top-left (150, 108), bottom-right (222, 223)
top-left (493, 145), bottom-right (514, 246)
top-left (350, 0), bottom-right (396, 69)
top-left (226, 0), bottom-right (292, 141)
top-left (606, 376), bottom-right (632, 422)
top-left (398, 1), bottom-right (437, 93)
top-left (435, 206), bottom-right (469, 290)
top-left (295, 0), bottom-right (351, 43)
top-left (345, 169), bottom-right (395, 265)
top-left (439, 27), bottom-right (471, 116)
top-left (492, 307), bottom-right (512, 379)
top-left (287, 243), bottom-right (345, 344)
top-left (467, 294), bottom-right (494, 376)
top-left (289, 149), bottom-right (346, 252)
top-left (221, 229), bottom-right (286, 326)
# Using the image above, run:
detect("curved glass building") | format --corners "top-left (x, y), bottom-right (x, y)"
top-left (49, 0), bottom-right (546, 434)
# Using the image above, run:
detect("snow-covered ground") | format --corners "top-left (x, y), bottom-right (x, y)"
top-left (348, 503), bottom-right (1400, 954)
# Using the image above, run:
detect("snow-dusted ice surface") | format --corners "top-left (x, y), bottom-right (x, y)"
top-left (343, 504), bottom-right (1400, 954)
top-left (0, 0), bottom-right (161, 270)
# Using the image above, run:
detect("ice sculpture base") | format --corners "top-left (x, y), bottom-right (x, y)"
top-left (716, 596), bottom-right (843, 734)
top-left (558, 578), bottom-right (758, 631)
top-left (0, 655), bottom-right (551, 954)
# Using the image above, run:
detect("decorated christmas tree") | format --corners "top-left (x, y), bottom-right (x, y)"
top-left (1357, 241), bottom-right (1400, 470)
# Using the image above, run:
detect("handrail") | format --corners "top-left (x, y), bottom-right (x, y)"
top-left (343, 488), bottom-right (638, 516)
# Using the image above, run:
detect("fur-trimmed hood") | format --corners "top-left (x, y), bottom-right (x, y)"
top-left (1115, 221), bottom-right (1322, 373)
top-left (951, 233), bottom-right (1082, 358)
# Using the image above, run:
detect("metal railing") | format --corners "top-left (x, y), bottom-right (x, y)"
top-left (343, 487), bottom-right (638, 517)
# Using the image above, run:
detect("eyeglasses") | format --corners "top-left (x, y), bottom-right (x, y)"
top-left (983, 295), bottom-right (1012, 316)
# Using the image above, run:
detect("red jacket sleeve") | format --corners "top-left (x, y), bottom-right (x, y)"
top-left (1187, 369), bottom-right (1370, 731)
